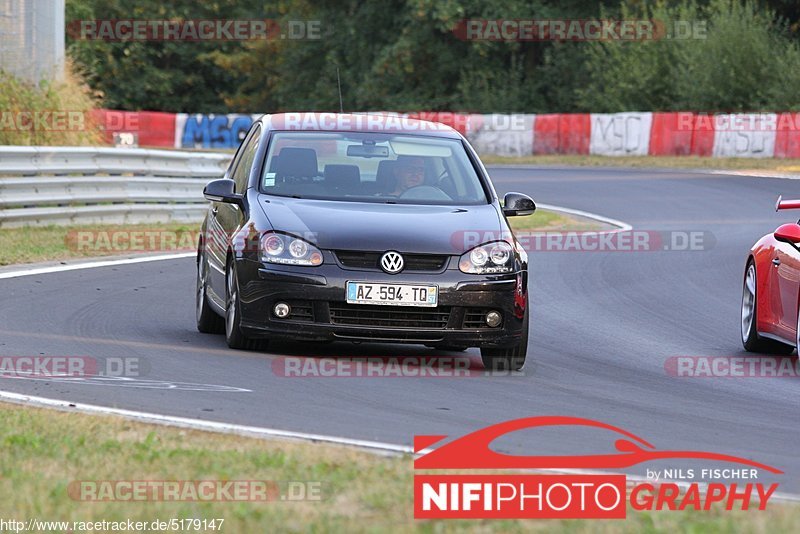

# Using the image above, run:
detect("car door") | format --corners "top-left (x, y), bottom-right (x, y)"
top-left (206, 125), bottom-right (261, 304)
top-left (769, 240), bottom-right (800, 340)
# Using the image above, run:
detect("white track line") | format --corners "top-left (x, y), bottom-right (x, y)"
top-left (0, 390), bottom-right (409, 456)
top-left (1, 390), bottom-right (797, 503)
top-left (0, 252), bottom-right (195, 280)
top-left (708, 170), bottom-right (800, 180)
top-left (537, 203), bottom-right (633, 232)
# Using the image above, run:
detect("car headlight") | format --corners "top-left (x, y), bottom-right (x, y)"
top-left (459, 241), bottom-right (514, 274)
top-left (260, 232), bottom-right (323, 266)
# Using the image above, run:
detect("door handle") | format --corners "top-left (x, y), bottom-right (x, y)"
top-left (772, 257), bottom-right (781, 266)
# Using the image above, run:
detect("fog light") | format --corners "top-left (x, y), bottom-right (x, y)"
top-left (273, 302), bottom-right (291, 318)
top-left (485, 310), bottom-right (502, 328)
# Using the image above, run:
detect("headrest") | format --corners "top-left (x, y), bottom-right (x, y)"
top-left (324, 164), bottom-right (361, 188)
top-left (275, 147), bottom-right (318, 178)
top-left (375, 160), bottom-right (397, 191)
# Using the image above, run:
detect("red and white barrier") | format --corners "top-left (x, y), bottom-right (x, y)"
top-left (532, 114), bottom-right (590, 155)
top-left (92, 109), bottom-right (800, 159)
top-left (775, 113), bottom-right (800, 158)
top-left (649, 112), bottom-right (695, 156)
top-left (712, 113), bottom-right (777, 158)
top-left (589, 112), bottom-right (652, 156)
top-left (93, 110), bottom-right (176, 147)
top-left (466, 114), bottom-right (535, 157)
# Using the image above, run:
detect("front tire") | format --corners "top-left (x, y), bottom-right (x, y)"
top-left (741, 261), bottom-right (794, 354)
top-left (225, 259), bottom-right (267, 351)
top-left (196, 248), bottom-right (224, 334)
top-left (480, 302), bottom-right (529, 371)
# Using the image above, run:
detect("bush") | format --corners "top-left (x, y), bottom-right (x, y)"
top-left (577, 0), bottom-right (800, 112)
top-left (0, 64), bottom-right (102, 146)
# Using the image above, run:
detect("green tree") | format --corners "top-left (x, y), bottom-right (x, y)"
top-left (577, 0), bottom-right (800, 112)
top-left (66, 0), bottom-right (272, 112)
top-left (66, 0), bottom-right (800, 113)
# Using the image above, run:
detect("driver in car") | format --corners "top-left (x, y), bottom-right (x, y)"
top-left (390, 155), bottom-right (426, 196)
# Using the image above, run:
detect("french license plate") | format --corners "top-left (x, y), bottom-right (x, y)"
top-left (346, 281), bottom-right (438, 307)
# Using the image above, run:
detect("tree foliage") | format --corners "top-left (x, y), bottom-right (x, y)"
top-left (66, 0), bottom-right (800, 112)
top-left (578, 0), bottom-right (800, 111)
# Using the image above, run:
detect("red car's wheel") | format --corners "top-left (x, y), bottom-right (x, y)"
top-left (741, 261), bottom-right (794, 354)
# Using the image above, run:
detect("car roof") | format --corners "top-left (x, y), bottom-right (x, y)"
top-left (256, 112), bottom-right (463, 139)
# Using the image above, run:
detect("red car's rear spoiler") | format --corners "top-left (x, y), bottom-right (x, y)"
top-left (776, 195), bottom-right (800, 211)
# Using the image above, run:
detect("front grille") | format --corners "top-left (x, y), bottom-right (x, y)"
top-left (329, 303), bottom-right (450, 329)
top-left (335, 251), bottom-right (448, 272)
top-left (334, 251), bottom-right (379, 269)
top-left (463, 308), bottom-right (494, 329)
top-left (333, 331), bottom-right (445, 342)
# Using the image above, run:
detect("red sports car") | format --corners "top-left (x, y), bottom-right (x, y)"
top-left (741, 196), bottom-right (800, 354)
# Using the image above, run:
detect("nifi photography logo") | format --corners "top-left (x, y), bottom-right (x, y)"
top-left (413, 416), bottom-right (782, 519)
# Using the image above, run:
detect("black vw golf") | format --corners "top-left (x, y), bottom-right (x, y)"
top-left (196, 113), bottom-right (535, 370)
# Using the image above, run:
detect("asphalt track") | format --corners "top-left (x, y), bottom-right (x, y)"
top-left (1, 166), bottom-right (799, 492)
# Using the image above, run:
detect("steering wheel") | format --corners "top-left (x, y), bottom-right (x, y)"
top-left (398, 185), bottom-right (453, 201)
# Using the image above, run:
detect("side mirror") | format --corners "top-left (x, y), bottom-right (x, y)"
top-left (203, 178), bottom-right (242, 204)
top-left (774, 223), bottom-right (800, 244)
top-left (502, 192), bottom-right (536, 217)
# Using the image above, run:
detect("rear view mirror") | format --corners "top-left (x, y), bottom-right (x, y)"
top-left (774, 223), bottom-right (800, 244)
top-left (346, 144), bottom-right (389, 158)
top-left (203, 178), bottom-right (242, 204)
top-left (502, 192), bottom-right (536, 217)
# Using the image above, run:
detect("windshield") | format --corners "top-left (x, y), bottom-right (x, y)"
top-left (260, 132), bottom-right (489, 205)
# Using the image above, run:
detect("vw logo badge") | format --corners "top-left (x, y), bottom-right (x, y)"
top-left (380, 251), bottom-right (404, 274)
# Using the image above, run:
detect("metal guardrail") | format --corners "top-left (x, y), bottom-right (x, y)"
top-left (0, 147), bottom-right (231, 228)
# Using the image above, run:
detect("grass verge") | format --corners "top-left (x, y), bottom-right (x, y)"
top-left (0, 401), bottom-right (797, 532)
top-left (508, 209), bottom-right (606, 232)
top-left (0, 223), bottom-right (200, 266)
top-left (0, 209), bottom-right (596, 267)
top-left (482, 154), bottom-right (800, 171)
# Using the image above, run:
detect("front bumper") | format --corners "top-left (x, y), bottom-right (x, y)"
top-left (234, 257), bottom-right (528, 348)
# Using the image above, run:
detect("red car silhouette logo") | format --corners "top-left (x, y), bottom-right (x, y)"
top-left (414, 416), bottom-right (782, 473)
